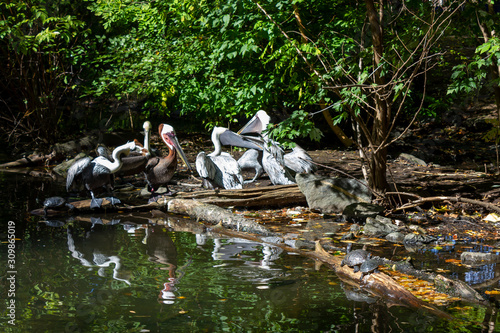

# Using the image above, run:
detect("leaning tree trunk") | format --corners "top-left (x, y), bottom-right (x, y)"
top-left (365, 0), bottom-right (390, 193)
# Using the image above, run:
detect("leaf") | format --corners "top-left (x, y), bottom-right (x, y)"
top-left (483, 213), bottom-right (500, 222)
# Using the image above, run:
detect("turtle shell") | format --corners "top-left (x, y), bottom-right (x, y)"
top-left (43, 196), bottom-right (66, 208)
top-left (340, 249), bottom-right (371, 270)
top-left (359, 258), bottom-right (380, 280)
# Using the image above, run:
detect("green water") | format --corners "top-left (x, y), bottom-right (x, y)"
top-left (0, 171), bottom-right (495, 332)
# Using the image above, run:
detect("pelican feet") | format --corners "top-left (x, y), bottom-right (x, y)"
top-left (90, 198), bottom-right (104, 209)
top-left (105, 197), bottom-right (122, 206)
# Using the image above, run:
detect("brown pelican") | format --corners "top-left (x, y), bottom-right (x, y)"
top-left (196, 126), bottom-right (262, 189)
top-left (145, 123), bottom-right (192, 201)
top-left (237, 110), bottom-right (316, 184)
top-left (66, 141), bottom-right (141, 208)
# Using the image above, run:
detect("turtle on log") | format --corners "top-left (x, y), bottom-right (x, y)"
top-left (359, 258), bottom-right (381, 281)
top-left (340, 243), bottom-right (371, 273)
top-left (43, 196), bottom-right (75, 217)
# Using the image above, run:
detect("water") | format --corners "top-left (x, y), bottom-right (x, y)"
top-left (0, 171), bottom-right (496, 332)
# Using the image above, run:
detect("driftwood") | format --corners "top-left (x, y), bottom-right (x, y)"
top-left (0, 152), bottom-right (57, 168)
top-left (162, 198), bottom-right (274, 235)
top-left (31, 184), bottom-right (307, 218)
top-left (391, 194), bottom-right (500, 214)
top-left (174, 184), bottom-right (307, 207)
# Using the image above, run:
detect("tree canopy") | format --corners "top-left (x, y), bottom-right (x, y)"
top-left (1, 0), bottom-right (499, 193)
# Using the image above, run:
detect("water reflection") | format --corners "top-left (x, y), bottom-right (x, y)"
top-left (67, 224), bottom-right (132, 285)
top-left (1, 170), bottom-right (498, 332)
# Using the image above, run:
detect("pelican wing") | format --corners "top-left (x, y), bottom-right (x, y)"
top-left (213, 154), bottom-right (243, 189)
top-left (66, 157), bottom-right (91, 191)
top-left (262, 150), bottom-right (295, 185)
top-left (196, 152), bottom-right (243, 189)
top-left (195, 152), bottom-right (215, 179)
top-left (119, 155), bottom-right (148, 175)
top-left (284, 145), bottom-right (316, 174)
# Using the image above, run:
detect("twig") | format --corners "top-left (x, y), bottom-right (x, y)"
top-left (393, 196), bottom-right (500, 214)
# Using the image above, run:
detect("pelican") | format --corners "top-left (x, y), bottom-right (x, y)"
top-left (144, 124), bottom-right (192, 201)
top-left (237, 110), bottom-right (316, 184)
top-left (66, 141), bottom-right (141, 208)
top-left (196, 127), bottom-right (262, 189)
top-left (116, 121), bottom-right (152, 178)
top-left (237, 149), bottom-right (263, 184)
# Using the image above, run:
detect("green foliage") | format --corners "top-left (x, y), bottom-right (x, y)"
top-left (266, 110), bottom-right (322, 148)
top-left (0, 0), bottom-right (87, 145)
top-left (447, 1), bottom-right (500, 99)
top-left (2, 0), bottom-right (497, 150)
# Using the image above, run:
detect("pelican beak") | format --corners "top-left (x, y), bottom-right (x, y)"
top-left (219, 128), bottom-right (263, 150)
top-left (161, 130), bottom-right (194, 172)
top-left (133, 139), bottom-right (147, 155)
top-left (237, 113), bottom-right (264, 135)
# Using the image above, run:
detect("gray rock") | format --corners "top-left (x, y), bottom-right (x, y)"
top-left (343, 202), bottom-right (385, 219)
top-left (53, 153), bottom-right (88, 177)
top-left (461, 252), bottom-right (500, 266)
top-left (403, 233), bottom-right (436, 244)
top-left (398, 153), bottom-right (427, 166)
top-left (296, 174), bottom-right (371, 214)
top-left (385, 232), bottom-right (405, 243)
top-left (363, 216), bottom-right (398, 237)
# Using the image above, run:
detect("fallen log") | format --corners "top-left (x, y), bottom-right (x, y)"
top-left (0, 151), bottom-right (56, 168)
top-left (162, 198), bottom-right (274, 235)
top-left (31, 197), bottom-right (276, 236)
top-left (174, 184), bottom-right (307, 207)
top-left (31, 198), bottom-right (127, 217)
top-left (207, 225), bottom-right (454, 320)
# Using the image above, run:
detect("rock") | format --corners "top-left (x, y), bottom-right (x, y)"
top-left (343, 202), bottom-right (385, 219)
top-left (296, 174), bottom-right (371, 214)
top-left (403, 233), bottom-right (436, 244)
top-left (363, 216), bottom-right (398, 237)
top-left (350, 224), bottom-right (362, 234)
top-left (341, 232), bottom-right (356, 240)
top-left (53, 153), bottom-right (88, 176)
top-left (461, 252), bottom-right (500, 266)
top-left (386, 232), bottom-right (405, 243)
top-left (398, 153), bottom-right (427, 166)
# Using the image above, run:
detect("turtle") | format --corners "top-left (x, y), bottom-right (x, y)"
top-left (340, 244), bottom-right (371, 273)
top-left (359, 258), bottom-right (380, 281)
top-left (43, 196), bottom-right (75, 217)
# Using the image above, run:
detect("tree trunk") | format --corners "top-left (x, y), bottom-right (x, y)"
top-left (365, 0), bottom-right (390, 193)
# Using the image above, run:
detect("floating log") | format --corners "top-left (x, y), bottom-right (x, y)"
top-left (174, 184), bottom-right (306, 207)
top-left (207, 225), bottom-right (454, 320)
top-left (162, 198), bottom-right (274, 235)
top-left (31, 198), bottom-right (121, 217)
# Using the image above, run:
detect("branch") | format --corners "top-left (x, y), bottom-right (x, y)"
top-left (392, 195), bottom-right (500, 214)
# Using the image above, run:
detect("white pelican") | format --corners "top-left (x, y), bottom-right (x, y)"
top-left (196, 127), bottom-right (262, 189)
top-left (117, 121), bottom-right (152, 177)
top-left (66, 141), bottom-right (141, 208)
top-left (237, 110), bottom-right (316, 185)
top-left (145, 124), bottom-right (193, 201)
